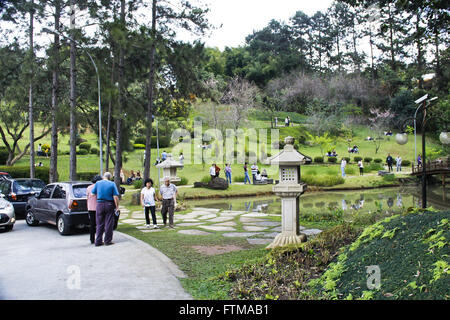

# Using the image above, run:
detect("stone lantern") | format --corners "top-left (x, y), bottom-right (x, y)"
top-left (266, 136), bottom-right (307, 249)
top-left (156, 154), bottom-right (183, 184)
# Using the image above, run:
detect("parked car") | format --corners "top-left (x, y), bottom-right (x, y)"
top-left (0, 172), bottom-right (12, 181)
top-left (0, 178), bottom-right (46, 217)
top-left (0, 194), bottom-right (15, 231)
top-left (26, 181), bottom-right (91, 235)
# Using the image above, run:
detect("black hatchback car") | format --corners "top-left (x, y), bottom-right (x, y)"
top-left (0, 178), bottom-right (46, 217)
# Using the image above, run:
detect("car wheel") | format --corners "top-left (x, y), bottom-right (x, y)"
top-left (57, 214), bottom-right (71, 235)
top-left (26, 209), bottom-right (39, 226)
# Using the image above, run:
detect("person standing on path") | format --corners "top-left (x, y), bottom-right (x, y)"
top-left (225, 164), bottom-right (232, 185)
top-left (251, 163), bottom-right (258, 184)
top-left (209, 164), bottom-right (216, 181)
top-left (396, 155), bottom-right (402, 172)
top-left (160, 177), bottom-right (178, 229)
top-left (358, 160), bottom-right (364, 176)
top-left (386, 154), bottom-right (394, 172)
top-left (141, 178), bottom-right (159, 229)
top-left (243, 162), bottom-right (251, 184)
top-left (91, 172), bottom-right (120, 246)
top-left (341, 158), bottom-right (347, 178)
top-left (87, 175), bottom-right (102, 244)
top-left (417, 154), bottom-right (422, 167)
top-left (214, 164), bottom-right (221, 178)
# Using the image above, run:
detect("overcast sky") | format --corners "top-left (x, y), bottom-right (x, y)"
top-left (179, 0), bottom-right (334, 49)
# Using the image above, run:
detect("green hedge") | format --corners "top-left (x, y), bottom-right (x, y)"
top-left (327, 157), bottom-right (337, 163)
top-left (134, 136), bottom-right (170, 148)
top-left (0, 149), bottom-right (8, 165)
top-left (301, 174), bottom-right (345, 187)
top-left (364, 157), bottom-right (373, 163)
top-left (77, 149), bottom-right (89, 155)
top-left (90, 147), bottom-right (99, 155)
top-left (374, 158), bottom-right (383, 163)
top-left (0, 166), bottom-right (49, 183)
top-left (342, 157), bottom-right (351, 163)
top-left (354, 156), bottom-right (363, 162)
top-left (314, 157), bottom-right (324, 163)
top-left (79, 142), bottom-right (91, 152)
top-left (402, 160), bottom-right (411, 166)
top-left (133, 144), bottom-right (146, 150)
top-left (77, 171), bottom-right (99, 182)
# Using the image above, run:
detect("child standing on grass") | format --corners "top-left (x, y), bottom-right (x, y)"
top-left (358, 160), bottom-right (364, 176)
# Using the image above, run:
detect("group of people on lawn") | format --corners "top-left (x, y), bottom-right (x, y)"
top-left (340, 153), bottom-right (405, 178)
top-left (86, 173), bottom-right (178, 246)
top-left (209, 163), bottom-right (268, 185)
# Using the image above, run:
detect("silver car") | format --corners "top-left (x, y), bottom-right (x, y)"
top-left (0, 194), bottom-right (15, 231)
top-left (26, 182), bottom-right (91, 235)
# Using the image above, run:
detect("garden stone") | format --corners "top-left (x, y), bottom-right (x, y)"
top-left (249, 221), bottom-right (281, 227)
top-left (243, 226), bottom-right (268, 232)
top-left (197, 214), bottom-right (217, 220)
top-left (199, 225), bottom-right (236, 232)
top-left (193, 178), bottom-right (228, 190)
top-left (259, 232), bottom-right (280, 239)
top-left (223, 232), bottom-right (263, 238)
top-left (213, 221), bottom-right (237, 227)
top-left (241, 213), bottom-right (268, 218)
top-left (192, 208), bottom-right (221, 212)
top-left (176, 222), bottom-right (206, 227)
top-left (240, 217), bottom-right (267, 223)
top-left (208, 216), bottom-right (234, 222)
top-left (178, 230), bottom-right (211, 236)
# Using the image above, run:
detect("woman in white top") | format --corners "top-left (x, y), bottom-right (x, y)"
top-left (358, 160), bottom-right (364, 176)
top-left (140, 178), bottom-right (159, 229)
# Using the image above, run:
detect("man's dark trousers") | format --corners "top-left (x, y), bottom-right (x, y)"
top-left (96, 201), bottom-right (115, 245)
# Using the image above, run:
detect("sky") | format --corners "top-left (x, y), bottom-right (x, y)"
top-left (178, 0), bottom-right (334, 50)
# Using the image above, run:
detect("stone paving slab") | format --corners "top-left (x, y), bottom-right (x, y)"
top-left (197, 214), bottom-right (218, 220)
top-left (178, 219), bottom-right (200, 222)
top-left (303, 229), bottom-right (322, 236)
top-left (213, 221), bottom-right (237, 227)
top-left (208, 216), bottom-right (235, 223)
top-left (176, 222), bottom-right (206, 227)
top-left (259, 232), bottom-right (279, 239)
top-left (240, 217), bottom-right (267, 223)
top-left (243, 226), bottom-right (268, 232)
top-left (249, 221), bottom-right (281, 227)
top-left (241, 213), bottom-right (269, 217)
top-left (192, 208), bottom-right (221, 212)
top-left (222, 232), bottom-right (264, 238)
top-left (199, 225), bottom-right (236, 232)
top-left (247, 238), bottom-right (273, 245)
top-left (220, 211), bottom-right (246, 216)
top-left (178, 230), bottom-right (212, 236)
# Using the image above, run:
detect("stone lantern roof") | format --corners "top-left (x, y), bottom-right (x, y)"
top-left (155, 154), bottom-right (183, 169)
top-left (267, 136), bottom-right (306, 166)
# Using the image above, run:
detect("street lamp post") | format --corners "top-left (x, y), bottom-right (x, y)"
top-left (396, 95), bottom-right (444, 209)
top-left (43, 28), bottom-right (103, 176)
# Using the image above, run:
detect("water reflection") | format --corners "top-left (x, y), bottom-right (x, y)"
top-left (190, 186), bottom-right (450, 215)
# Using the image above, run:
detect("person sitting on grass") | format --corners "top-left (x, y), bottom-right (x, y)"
top-left (255, 170), bottom-right (262, 182)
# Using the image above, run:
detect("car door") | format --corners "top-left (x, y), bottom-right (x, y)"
top-left (34, 185), bottom-right (55, 222)
top-left (49, 184), bottom-right (67, 222)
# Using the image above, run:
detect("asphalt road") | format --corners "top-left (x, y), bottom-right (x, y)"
top-left (0, 220), bottom-right (191, 300)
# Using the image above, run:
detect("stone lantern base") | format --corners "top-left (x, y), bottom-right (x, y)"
top-left (266, 233), bottom-right (307, 249)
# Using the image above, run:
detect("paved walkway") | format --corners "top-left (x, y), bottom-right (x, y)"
top-left (0, 221), bottom-right (191, 300)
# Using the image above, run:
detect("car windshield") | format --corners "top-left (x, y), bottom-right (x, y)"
top-left (13, 180), bottom-right (45, 194)
top-left (72, 185), bottom-right (89, 198)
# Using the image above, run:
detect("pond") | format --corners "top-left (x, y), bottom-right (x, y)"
top-left (187, 186), bottom-right (450, 217)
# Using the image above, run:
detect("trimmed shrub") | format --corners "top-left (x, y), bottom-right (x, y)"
top-left (133, 144), bottom-right (146, 150)
top-left (175, 176), bottom-right (188, 186)
top-left (354, 156), bottom-right (363, 162)
top-left (79, 142), bottom-right (91, 152)
top-left (134, 136), bottom-right (170, 148)
top-left (133, 179), bottom-right (143, 189)
top-left (134, 137), bottom-right (146, 145)
top-left (364, 157), bottom-right (372, 163)
top-left (77, 149), bottom-right (88, 155)
top-left (0, 149), bottom-right (8, 165)
top-left (314, 157), bottom-right (324, 163)
top-left (374, 158), bottom-right (383, 163)
top-left (301, 175), bottom-right (345, 187)
top-left (90, 147), bottom-right (99, 155)
top-left (402, 160), bottom-right (411, 166)
top-left (77, 171), bottom-right (99, 181)
top-left (0, 166), bottom-right (49, 183)
top-left (343, 157), bottom-right (351, 163)
top-left (327, 157), bottom-right (337, 163)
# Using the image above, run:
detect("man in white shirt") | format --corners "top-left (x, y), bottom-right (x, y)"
top-left (251, 163), bottom-right (259, 184)
top-left (210, 164), bottom-right (216, 181)
top-left (396, 155), bottom-right (402, 172)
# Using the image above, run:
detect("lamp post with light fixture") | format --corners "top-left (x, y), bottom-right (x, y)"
top-left (395, 95), bottom-right (448, 208)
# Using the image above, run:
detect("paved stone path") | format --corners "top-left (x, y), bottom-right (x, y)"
top-left (119, 206), bottom-right (322, 244)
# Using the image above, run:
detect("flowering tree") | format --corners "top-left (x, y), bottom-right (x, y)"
top-left (369, 108), bottom-right (394, 154)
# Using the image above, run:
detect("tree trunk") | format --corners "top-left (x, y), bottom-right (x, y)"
top-left (29, 0), bottom-right (35, 178)
top-left (69, 0), bottom-right (77, 180)
top-left (113, 0), bottom-right (125, 189)
top-left (50, 1), bottom-right (61, 183)
top-left (144, 0), bottom-right (157, 181)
